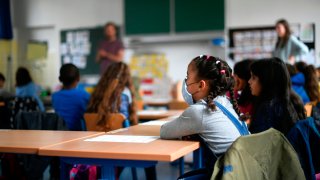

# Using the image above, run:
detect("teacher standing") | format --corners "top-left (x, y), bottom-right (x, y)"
top-left (96, 22), bottom-right (124, 74)
top-left (273, 19), bottom-right (309, 64)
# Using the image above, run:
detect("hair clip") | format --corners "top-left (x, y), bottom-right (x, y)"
top-left (220, 69), bottom-right (226, 74)
top-left (216, 61), bottom-right (221, 64)
top-left (206, 55), bottom-right (211, 60)
top-left (199, 55), bottom-right (204, 58)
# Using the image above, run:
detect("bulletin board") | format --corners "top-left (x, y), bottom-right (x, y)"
top-left (60, 26), bottom-right (121, 75)
top-left (228, 24), bottom-right (316, 63)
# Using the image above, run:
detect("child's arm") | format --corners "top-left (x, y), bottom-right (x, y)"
top-left (160, 107), bottom-right (203, 139)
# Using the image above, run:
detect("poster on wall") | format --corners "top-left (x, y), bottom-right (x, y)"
top-left (60, 30), bottom-right (91, 69)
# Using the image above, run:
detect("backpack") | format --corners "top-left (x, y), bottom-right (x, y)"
top-left (70, 164), bottom-right (97, 180)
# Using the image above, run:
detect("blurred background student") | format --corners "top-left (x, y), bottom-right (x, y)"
top-left (233, 59), bottom-right (255, 119)
top-left (295, 62), bottom-right (320, 102)
top-left (286, 63), bottom-right (310, 104)
top-left (96, 22), bottom-right (124, 74)
top-left (0, 72), bottom-right (13, 98)
top-left (87, 62), bottom-right (137, 128)
top-left (52, 63), bottom-right (90, 131)
top-left (273, 19), bottom-right (309, 64)
top-left (15, 67), bottom-right (45, 111)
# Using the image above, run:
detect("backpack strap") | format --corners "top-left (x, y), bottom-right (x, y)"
top-left (214, 101), bottom-right (249, 136)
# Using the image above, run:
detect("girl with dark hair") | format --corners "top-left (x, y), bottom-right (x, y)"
top-left (273, 19), bottom-right (308, 64)
top-left (15, 67), bottom-right (45, 111)
top-left (233, 59), bottom-right (255, 118)
top-left (161, 55), bottom-right (248, 158)
top-left (248, 58), bottom-right (306, 135)
top-left (87, 62), bottom-right (137, 127)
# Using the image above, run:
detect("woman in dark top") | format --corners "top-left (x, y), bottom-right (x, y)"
top-left (248, 58), bottom-right (305, 134)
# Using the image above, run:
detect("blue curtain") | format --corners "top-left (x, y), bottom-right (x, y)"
top-left (0, 0), bottom-right (13, 39)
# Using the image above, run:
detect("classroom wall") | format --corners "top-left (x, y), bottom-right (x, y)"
top-left (11, 0), bottom-right (320, 89)
top-left (226, 0), bottom-right (320, 66)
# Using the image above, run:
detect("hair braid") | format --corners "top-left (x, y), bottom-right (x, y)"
top-left (193, 55), bottom-right (246, 121)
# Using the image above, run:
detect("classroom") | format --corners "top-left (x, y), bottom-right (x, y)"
top-left (0, 0), bottom-right (319, 179)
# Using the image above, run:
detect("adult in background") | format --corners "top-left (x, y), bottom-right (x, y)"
top-left (96, 22), bottom-right (124, 74)
top-left (273, 19), bottom-right (308, 64)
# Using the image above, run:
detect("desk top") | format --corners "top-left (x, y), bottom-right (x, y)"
top-left (0, 130), bottom-right (104, 154)
top-left (137, 110), bottom-right (183, 120)
top-left (39, 124), bottom-right (199, 162)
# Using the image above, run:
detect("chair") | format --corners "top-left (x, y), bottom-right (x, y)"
top-left (168, 100), bottom-right (189, 110)
top-left (305, 103), bottom-right (313, 117)
top-left (84, 113), bottom-right (127, 132)
top-left (287, 117), bottom-right (320, 180)
top-left (83, 113), bottom-right (138, 180)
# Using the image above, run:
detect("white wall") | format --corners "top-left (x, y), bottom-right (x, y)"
top-left (11, 0), bottom-right (320, 88)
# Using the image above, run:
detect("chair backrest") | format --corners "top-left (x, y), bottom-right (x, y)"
top-left (305, 103), bottom-right (313, 117)
top-left (84, 113), bottom-right (126, 132)
top-left (168, 100), bottom-right (188, 110)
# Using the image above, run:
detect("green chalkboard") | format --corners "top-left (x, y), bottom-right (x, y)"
top-left (60, 27), bottom-right (104, 75)
top-left (175, 0), bottom-right (224, 32)
top-left (125, 0), bottom-right (170, 35)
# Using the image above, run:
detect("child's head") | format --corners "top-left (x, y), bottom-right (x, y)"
top-left (0, 73), bottom-right (5, 88)
top-left (184, 55), bottom-right (241, 116)
top-left (286, 63), bottom-right (297, 76)
top-left (233, 59), bottom-right (254, 91)
top-left (249, 58), bottom-right (291, 100)
top-left (303, 65), bottom-right (320, 101)
top-left (59, 63), bottom-right (80, 88)
top-left (16, 67), bottom-right (32, 87)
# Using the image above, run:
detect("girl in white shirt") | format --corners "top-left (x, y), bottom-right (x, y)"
top-left (160, 55), bottom-right (248, 156)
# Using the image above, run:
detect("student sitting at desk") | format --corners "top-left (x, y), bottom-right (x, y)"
top-left (0, 72), bottom-right (13, 98)
top-left (15, 67), bottom-right (45, 111)
top-left (161, 55), bottom-right (249, 178)
top-left (52, 63), bottom-right (90, 131)
top-left (87, 62), bottom-right (138, 127)
top-left (248, 58), bottom-right (306, 135)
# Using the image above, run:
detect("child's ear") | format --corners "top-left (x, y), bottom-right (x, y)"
top-left (199, 80), bottom-right (206, 89)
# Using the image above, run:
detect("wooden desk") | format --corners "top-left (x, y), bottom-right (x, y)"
top-left (137, 110), bottom-right (183, 120)
top-left (39, 124), bottom-right (199, 180)
top-left (0, 130), bottom-right (104, 154)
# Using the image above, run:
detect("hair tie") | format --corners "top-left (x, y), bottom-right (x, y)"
top-left (216, 61), bottom-right (221, 64)
top-left (206, 55), bottom-right (210, 60)
top-left (199, 55), bottom-right (204, 58)
top-left (220, 69), bottom-right (226, 74)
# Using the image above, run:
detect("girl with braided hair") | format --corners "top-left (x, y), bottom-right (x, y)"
top-left (161, 55), bottom-right (248, 158)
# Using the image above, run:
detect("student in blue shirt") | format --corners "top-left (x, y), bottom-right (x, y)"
top-left (15, 67), bottom-right (45, 111)
top-left (52, 64), bottom-right (90, 131)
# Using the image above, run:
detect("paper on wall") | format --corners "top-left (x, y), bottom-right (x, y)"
top-left (84, 135), bottom-right (159, 143)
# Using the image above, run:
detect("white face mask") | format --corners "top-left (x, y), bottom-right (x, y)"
top-left (182, 80), bottom-right (198, 105)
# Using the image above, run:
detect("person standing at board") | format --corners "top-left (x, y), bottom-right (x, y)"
top-left (96, 22), bottom-right (124, 74)
top-left (273, 19), bottom-right (308, 64)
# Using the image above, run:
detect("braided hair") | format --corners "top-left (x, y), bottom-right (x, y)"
top-left (192, 55), bottom-right (244, 120)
